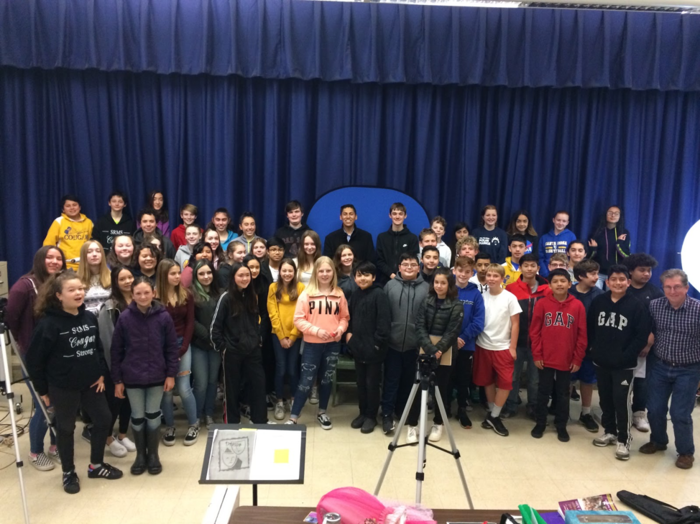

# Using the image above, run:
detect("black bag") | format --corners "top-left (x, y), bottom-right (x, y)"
top-left (617, 490), bottom-right (700, 524)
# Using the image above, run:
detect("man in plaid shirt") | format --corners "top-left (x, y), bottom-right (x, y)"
top-left (640, 269), bottom-right (700, 470)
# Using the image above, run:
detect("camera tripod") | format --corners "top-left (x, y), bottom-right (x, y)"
top-left (374, 354), bottom-right (474, 508)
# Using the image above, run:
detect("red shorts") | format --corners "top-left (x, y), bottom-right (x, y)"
top-left (473, 345), bottom-right (515, 390)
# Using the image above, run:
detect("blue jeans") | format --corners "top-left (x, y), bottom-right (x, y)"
top-left (272, 335), bottom-right (300, 400)
top-left (291, 341), bottom-right (340, 417)
top-left (161, 343), bottom-right (199, 426)
top-left (381, 348), bottom-right (418, 419)
top-left (647, 354), bottom-right (700, 456)
top-left (24, 370), bottom-right (56, 454)
top-left (127, 386), bottom-right (164, 432)
top-left (191, 345), bottom-right (221, 418)
top-left (505, 345), bottom-right (538, 412)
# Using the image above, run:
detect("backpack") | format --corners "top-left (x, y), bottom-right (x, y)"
top-left (617, 491), bottom-right (700, 524)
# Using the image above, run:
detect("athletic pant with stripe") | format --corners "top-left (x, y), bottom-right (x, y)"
top-left (595, 367), bottom-right (634, 446)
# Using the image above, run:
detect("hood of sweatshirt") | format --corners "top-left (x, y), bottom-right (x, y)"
top-left (383, 225), bottom-right (414, 237)
top-left (60, 212), bottom-right (89, 223)
top-left (542, 292), bottom-right (578, 310)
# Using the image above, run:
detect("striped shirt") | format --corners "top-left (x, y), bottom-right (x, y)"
top-left (649, 296), bottom-right (700, 365)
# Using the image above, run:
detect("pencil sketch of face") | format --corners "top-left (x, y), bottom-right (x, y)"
top-left (220, 438), bottom-right (247, 469)
top-left (232, 439), bottom-right (247, 455)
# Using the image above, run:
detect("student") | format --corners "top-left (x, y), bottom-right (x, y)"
top-left (232, 212), bottom-right (264, 253)
top-left (275, 200), bottom-right (310, 258)
top-left (107, 235), bottom-right (136, 268)
top-left (548, 253), bottom-right (569, 272)
top-left (297, 230), bottom-right (322, 285)
top-left (217, 242), bottom-right (248, 289)
top-left (420, 245), bottom-right (442, 285)
top-left (78, 240), bottom-right (112, 314)
top-left (180, 242), bottom-right (214, 288)
top-left (455, 236), bottom-right (479, 264)
top-left (471, 205), bottom-right (508, 264)
top-left (431, 216), bottom-right (452, 268)
top-left (202, 227), bottom-right (226, 269)
top-left (323, 204), bottom-right (376, 263)
top-left (155, 260), bottom-right (199, 446)
top-left (288, 257), bottom-right (350, 428)
top-left (502, 235), bottom-right (527, 286)
top-left (539, 211), bottom-right (576, 277)
top-left (170, 204), bottom-right (199, 250)
top-left (211, 263), bottom-right (268, 424)
top-left (262, 236), bottom-right (286, 283)
top-left (94, 192), bottom-right (136, 253)
top-left (589, 265), bottom-right (651, 461)
top-left (208, 208), bottom-right (238, 251)
top-left (569, 260), bottom-right (604, 432)
top-left (382, 253), bottom-right (429, 434)
top-left (452, 257), bottom-right (485, 429)
top-left (566, 240), bottom-right (588, 284)
top-left (174, 224), bottom-right (203, 269)
top-left (474, 264), bottom-right (522, 437)
top-left (589, 206), bottom-right (631, 289)
top-left (252, 238), bottom-right (268, 260)
top-left (376, 203), bottom-right (420, 283)
top-left (346, 261), bottom-right (391, 434)
top-left (449, 222), bottom-right (470, 267)
top-left (530, 269), bottom-right (587, 442)
top-left (143, 190), bottom-right (170, 237)
top-left (189, 260), bottom-right (222, 428)
top-left (506, 210), bottom-right (539, 258)
top-left (469, 253), bottom-right (491, 294)
top-left (334, 244), bottom-right (358, 304)
top-left (503, 254), bottom-right (550, 419)
top-left (268, 259), bottom-right (305, 420)
top-left (43, 194), bottom-right (94, 270)
top-left (6, 246), bottom-right (65, 471)
top-left (133, 245), bottom-right (160, 285)
top-left (27, 270), bottom-right (123, 493)
top-left (418, 228), bottom-right (448, 267)
top-left (133, 208), bottom-right (176, 259)
top-left (111, 276), bottom-right (179, 476)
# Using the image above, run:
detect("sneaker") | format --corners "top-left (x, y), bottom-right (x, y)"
top-left (531, 424), bottom-right (546, 439)
top-left (465, 400), bottom-right (474, 412)
top-left (676, 454), bottom-right (694, 470)
top-left (557, 427), bottom-right (570, 442)
top-left (500, 409), bottom-right (516, 419)
top-left (317, 413), bottom-right (332, 430)
top-left (485, 414), bottom-right (509, 437)
top-left (594, 433), bottom-right (618, 447)
top-left (63, 470), bottom-right (80, 494)
top-left (571, 386), bottom-right (580, 401)
top-left (429, 424), bottom-right (443, 442)
top-left (106, 438), bottom-right (128, 458)
top-left (350, 414), bottom-right (366, 429)
top-left (639, 441), bottom-right (667, 454)
top-left (382, 416), bottom-right (396, 435)
top-left (274, 402), bottom-right (286, 421)
top-left (266, 395), bottom-right (275, 411)
top-left (205, 416), bottom-right (215, 429)
top-left (87, 462), bottom-right (124, 480)
top-left (615, 442), bottom-right (630, 461)
top-left (240, 405), bottom-right (251, 420)
top-left (284, 419), bottom-right (297, 425)
top-left (309, 386), bottom-right (319, 405)
top-left (81, 425), bottom-right (92, 443)
top-left (29, 452), bottom-right (55, 471)
top-left (184, 425), bottom-right (199, 446)
top-left (163, 427), bottom-right (176, 446)
top-left (633, 411), bottom-right (650, 432)
top-left (361, 418), bottom-right (377, 434)
top-left (579, 413), bottom-right (600, 433)
top-left (47, 446), bottom-right (61, 462)
top-left (406, 426), bottom-right (418, 444)
top-left (458, 409), bottom-right (472, 429)
top-left (116, 435), bottom-right (136, 452)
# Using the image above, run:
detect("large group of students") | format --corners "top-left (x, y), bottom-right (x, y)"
top-left (5, 191), bottom-right (700, 495)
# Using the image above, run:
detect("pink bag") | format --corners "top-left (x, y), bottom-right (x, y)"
top-left (316, 487), bottom-right (437, 524)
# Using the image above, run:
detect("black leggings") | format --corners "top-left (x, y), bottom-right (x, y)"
top-left (104, 372), bottom-right (132, 435)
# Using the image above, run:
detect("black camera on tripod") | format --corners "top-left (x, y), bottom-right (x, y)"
top-left (416, 353), bottom-right (438, 379)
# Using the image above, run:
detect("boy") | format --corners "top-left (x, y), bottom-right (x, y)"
top-left (474, 264), bottom-right (522, 436)
top-left (570, 260), bottom-right (604, 432)
top-left (539, 211), bottom-right (576, 277)
top-left (209, 208), bottom-right (238, 251)
top-left (94, 191), bottom-right (136, 253)
top-left (381, 253), bottom-right (429, 434)
top-left (530, 269), bottom-right (587, 442)
top-left (133, 208), bottom-right (176, 259)
top-left (470, 253), bottom-right (491, 294)
top-left (419, 228), bottom-right (449, 267)
top-left (261, 236), bottom-right (286, 283)
top-left (275, 200), bottom-right (310, 258)
top-left (455, 236), bottom-right (479, 263)
top-left (43, 194), bottom-right (94, 270)
top-left (174, 223), bottom-right (202, 268)
top-left (503, 254), bottom-right (550, 419)
top-left (589, 265), bottom-right (651, 461)
top-left (232, 211), bottom-right (264, 253)
top-left (170, 203), bottom-right (198, 250)
top-left (452, 257), bottom-right (485, 429)
top-left (431, 216), bottom-right (452, 268)
top-left (345, 261), bottom-right (391, 434)
top-left (502, 234), bottom-right (527, 286)
top-left (420, 246), bottom-right (442, 284)
top-left (322, 204), bottom-right (376, 263)
top-left (548, 253), bottom-right (569, 272)
top-left (376, 203), bottom-right (420, 283)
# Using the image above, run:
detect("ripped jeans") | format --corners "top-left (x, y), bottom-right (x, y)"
top-left (291, 341), bottom-right (340, 417)
top-left (161, 341), bottom-right (199, 427)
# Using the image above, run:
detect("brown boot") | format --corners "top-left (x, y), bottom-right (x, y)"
top-left (639, 442), bottom-right (667, 454)
top-left (675, 454), bottom-right (694, 470)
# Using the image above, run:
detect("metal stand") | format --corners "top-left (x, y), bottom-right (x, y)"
top-left (0, 323), bottom-right (31, 524)
top-left (375, 355), bottom-right (474, 509)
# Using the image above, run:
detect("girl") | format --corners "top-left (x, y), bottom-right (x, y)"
top-left (589, 206), bottom-right (630, 289)
top-left (180, 242), bottom-right (214, 288)
top-left (471, 205), bottom-right (508, 264)
top-left (27, 270), bottom-right (123, 493)
top-left (43, 194), bottom-right (94, 270)
top-left (506, 210), bottom-right (539, 258)
top-left (107, 235), bottom-right (136, 268)
top-left (406, 268), bottom-right (463, 444)
top-left (566, 240), bottom-right (588, 284)
top-left (211, 263), bottom-right (268, 424)
top-left (289, 257), bottom-right (350, 429)
top-left (146, 190), bottom-right (169, 236)
top-left (190, 260), bottom-right (222, 428)
top-left (217, 242), bottom-right (248, 289)
top-left (449, 222), bottom-right (470, 267)
top-left (252, 238), bottom-right (268, 260)
top-left (78, 240), bottom-right (112, 314)
top-left (297, 230), bottom-right (322, 284)
top-left (111, 277), bottom-right (178, 476)
top-left (204, 227), bottom-right (227, 269)
top-left (334, 244), bottom-right (358, 304)
top-left (155, 260), bottom-right (199, 446)
top-left (6, 246), bottom-right (65, 471)
top-left (267, 259), bottom-right (305, 420)
top-left (133, 244), bottom-right (160, 285)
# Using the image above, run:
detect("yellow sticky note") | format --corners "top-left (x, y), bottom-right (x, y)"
top-left (274, 449), bottom-right (289, 464)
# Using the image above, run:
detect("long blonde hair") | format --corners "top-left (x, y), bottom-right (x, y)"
top-left (155, 259), bottom-right (189, 307)
top-left (78, 240), bottom-right (111, 289)
top-left (297, 230), bottom-right (321, 275)
top-left (304, 256), bottom-right (338, 296)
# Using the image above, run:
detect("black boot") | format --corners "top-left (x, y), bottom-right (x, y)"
top-left (145, 426), bottom-right (162, 475)
top-left (130, 426), bottom-right (147, 475)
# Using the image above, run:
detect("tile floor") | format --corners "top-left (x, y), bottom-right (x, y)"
top-left (0, 382), bottom-right (698, 524)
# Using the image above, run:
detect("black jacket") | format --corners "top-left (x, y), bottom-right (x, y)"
top-left (415, 295), bottom-right (464, 362)
top-left (210, 291), bottom-right (261, 355)
top-left (93, 212), bottom-right (136, 252)
top-left (338, 274), bottom-right (358, 306)
top-left (590, 226), bottom-right (631, 274)
top-left (376, 226), bottom-right (420, 282)
top-left (133, 228), bottom-right (176, 259)
top-left (323, 227), bottom-right (376, 263)
top-left (26, 306), bottom-right (107, 396)
top-left (274, 224), bottom-right (310, 258)
top-left (193, 295), bottom-right (219, 351)
top-left (347, 284), bottom-right (391, 363)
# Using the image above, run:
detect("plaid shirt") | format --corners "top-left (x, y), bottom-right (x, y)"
top-left (649, 296), bottom-right (700, 365)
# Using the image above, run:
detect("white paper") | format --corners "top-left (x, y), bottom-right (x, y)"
top-left (249, 430), bottom-right (302, 481)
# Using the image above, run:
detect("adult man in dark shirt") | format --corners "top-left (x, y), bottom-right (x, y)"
top-left (322, 204), bottom-right (376, 263)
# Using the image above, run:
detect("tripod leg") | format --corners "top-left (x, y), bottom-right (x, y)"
top-left (415, 387), bottom-right (429, 505)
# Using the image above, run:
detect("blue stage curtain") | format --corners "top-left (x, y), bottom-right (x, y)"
top-left (2, 66), bottom-right (699, 282)
top-left (1, 0), bottom-right (700, 90)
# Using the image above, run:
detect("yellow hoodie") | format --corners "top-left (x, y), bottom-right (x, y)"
top-left (501, 257), bottom-right (522, 287)
top-left (43, 213), bottom-right (94, 269)
top-left (268, 282), bottom-right (305, 343)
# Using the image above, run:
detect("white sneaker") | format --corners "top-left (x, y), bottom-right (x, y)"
top-left (429, 424), bottom-right (444, 442)
top-left (593, 433), bottom-right (618, 447)
top-left (309, 386), bottom-right (319, 405)
top-left (406, 426), bottom-right (418, 444)
top-left (274, 402), bottom-right (286, 421)
top-left (633, 411), bottom-right (650, 432)
top-left (615, 442), bottom-right (630, 461)
top-left (106, 438), bottom-right (128, 458)
top-left (116, 435), bottom-right (136, 452)
top-left (29, 452), bottom-right (55, 471)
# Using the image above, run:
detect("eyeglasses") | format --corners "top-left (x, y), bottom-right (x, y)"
top-left (400, 263), bottom-right (419, 268)
top-left (607, 211), bottom-right (621, 217)
top-left (663, 285), bottom-right (686, 292)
